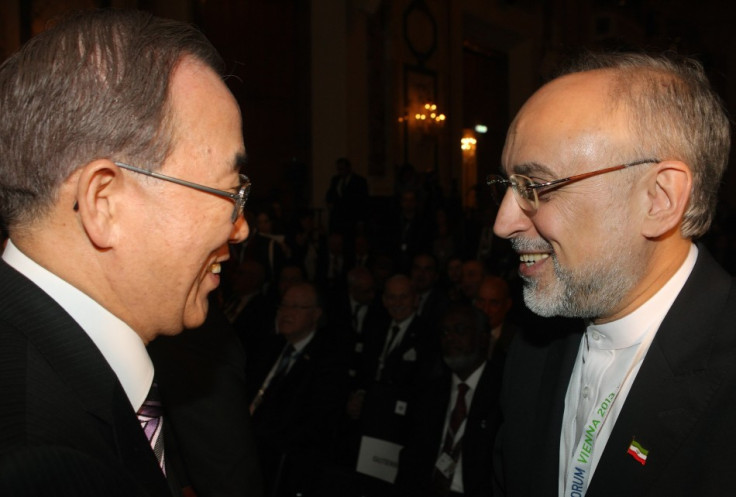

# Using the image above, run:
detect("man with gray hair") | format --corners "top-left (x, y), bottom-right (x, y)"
top-left (488, 51), bottom-right (736, 496)
top-left (0, 9), bottom-right (250, 496)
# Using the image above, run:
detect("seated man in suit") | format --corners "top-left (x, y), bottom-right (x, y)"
top-left (459, 260), bottom-right (486, 303)
top-left (351, 275), bottom-right (440, 450)
top-left (396, 303), bottom-right (503, 497)
top-left (0, 10), bottom-right (250, 497)
top-left (248, 282), bottom-right (350, 496)
top-left (329, 266), bottom-right (385, 381)
top-left (411, 253), bottom-right (450, 334)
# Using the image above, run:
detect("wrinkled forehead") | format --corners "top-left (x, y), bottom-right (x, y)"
top-left (502, 70), bottom-right (630, 176)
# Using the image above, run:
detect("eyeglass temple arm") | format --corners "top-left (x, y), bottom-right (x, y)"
top-left (529, 159), bottom-right (660, 191)
top-left (114, 161), bottom-right (240, 200)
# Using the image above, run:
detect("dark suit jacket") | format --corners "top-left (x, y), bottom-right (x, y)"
top-left (314, 250), bottom-right (351, 301)
top-left (416, 286), bottom-right (450, 335)
top-left (0, 260), bottom-right (171, 497)
top-left (325, 173), bottom-right (369, 235)
top-left (248, 329), bottom-right (350, 493)
top-left (396, 359), bottom-right (504, 497)
top-left (359, 315), bottom-right (441, 444)
top-left (493, 247), bottom-right (736, 496)
top-left (336, 299), bottom-right (386, 393)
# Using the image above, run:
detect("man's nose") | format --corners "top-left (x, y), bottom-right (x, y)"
top-left (493, 188), bottom-right (532, 239)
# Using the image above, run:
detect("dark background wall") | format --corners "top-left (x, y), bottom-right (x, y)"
top-left (2, 0), bottom-right (735, 256)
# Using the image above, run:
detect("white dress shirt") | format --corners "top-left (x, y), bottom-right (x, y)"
top-left (350, 296), bottom-right (368, 334)
top-left (3, 240), bottom-right (153, 411)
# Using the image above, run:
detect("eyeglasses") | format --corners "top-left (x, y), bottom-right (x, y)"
top-left (486, 158), bottom-right (659, 213)
top-left (115, 161), bottom-right (251, 223)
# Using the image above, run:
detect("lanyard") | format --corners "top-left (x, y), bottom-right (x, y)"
top-left (564, 325), bottom-right (658, 497)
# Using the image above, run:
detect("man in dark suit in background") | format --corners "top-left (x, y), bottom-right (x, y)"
top-left (352, 275), bottom-right (440, 449)
top-left (396, 303), bottom-right (503, 497)
top-left (389, 190), bottom-right (433, 273)
top-left (411, 253), bottom-right (450, 334)
top-left (0, 10), bottom-right (250, 497)
top-left (325, 157), bottom-right (368, 242)
top-left (489, 51), bottom-right (736, 496)
top-left (248, 282), bottom-right (350, 497)
top-left (329, 266), bottom-right (385, 382)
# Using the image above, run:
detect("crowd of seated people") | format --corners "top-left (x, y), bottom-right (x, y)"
top-left (211, 164), bottom-right (529, 497)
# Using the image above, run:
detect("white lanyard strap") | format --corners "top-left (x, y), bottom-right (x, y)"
top-left (564, 325), bottom-right (658, 497)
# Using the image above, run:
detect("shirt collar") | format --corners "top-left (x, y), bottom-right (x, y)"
top-left (291, 329), bottom-right (316, 354)
top-left (452, 361), bottom-right (486, 390)
top-left (588, 244), bottom-right (698, 350)
top-left (391, 313), bottom-right (416, 333)
top-left (2, 240), bottom-right (153, 410)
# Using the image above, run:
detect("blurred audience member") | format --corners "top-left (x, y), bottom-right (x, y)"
top-left (411, 253), bottom-right (450, 333)
top-left (396, 303), bottom-right (502, 497)
top-left (247, 283), bottom-right (349, 497)
top-left (473, 275), bottom-right (519, 360)
top-left (351, 275), bottom-right (439, 450)
top-left (432, 208), bottom-right (458, 272)
top-left (286, 209), bottom-right (325, 281)
top-left (390, 190), bottom-right (433, 273)
top-left (459, 260), bottom-right (486, 303)
top-left (240, 207), bottom-right (288, 288)
top-left (325, 157), bottom-right (368, 242)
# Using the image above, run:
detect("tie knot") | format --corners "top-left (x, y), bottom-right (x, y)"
top-left (458, 382), bottom-right (469, 396)
top-left (138, 381), bottom-right (163, 418)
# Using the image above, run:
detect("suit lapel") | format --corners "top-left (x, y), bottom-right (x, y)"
top-left (533, 328), bottom-right (583, 495)
top-left (386, 318), bottom-right (419, 366)
top-left (588, 248), bottom-right (732, 496)
top-left (0, 262), bottom-right (171, 496)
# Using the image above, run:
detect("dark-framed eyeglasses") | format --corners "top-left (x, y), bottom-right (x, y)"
top-left (486, 158), bottom-right (660, 213)
top-left (114, 161), bottom-right (251, 223)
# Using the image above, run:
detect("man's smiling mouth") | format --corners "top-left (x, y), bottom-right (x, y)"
top-left (520, 253), bottom-right (550, 267)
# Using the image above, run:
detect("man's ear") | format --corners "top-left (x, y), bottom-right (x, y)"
top-left (641, 160), bottom-right (692, 239)
top-left (75, 160), bottom-right (125, 249)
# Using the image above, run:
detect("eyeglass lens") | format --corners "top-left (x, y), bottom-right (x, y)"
top-left (232, 175), bottom-right (251, 222)
top-left (488, 175), bottom-right (536, 211)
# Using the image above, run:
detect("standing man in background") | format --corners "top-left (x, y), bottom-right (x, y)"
top-left (489, 51), bottom-right (736, 496)
top-left (325, 157), bottom-right (368, 243)
top-left (0, 9), bottom-right (250, 496)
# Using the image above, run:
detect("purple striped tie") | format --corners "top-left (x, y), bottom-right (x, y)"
top-left (137, 381), bottom-right (165, 474)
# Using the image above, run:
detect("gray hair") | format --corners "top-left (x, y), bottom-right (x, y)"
top-left (0, 9), bottom-right (224, 229)
top-left (555, 51), bottom-right (731, 238)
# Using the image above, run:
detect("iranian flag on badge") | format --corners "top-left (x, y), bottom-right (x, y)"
top-left (627, 439), bottom-right (649, 465)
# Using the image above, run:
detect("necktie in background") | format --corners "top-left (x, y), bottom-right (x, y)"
top-left (433, 382), bottom-right (469, 494)
top-left (250, 344), bottom-right (296, 414)
top-left (137, 381), bottom-right (165, 474)
top-left (352, 303), bottom-right (364, 332)
top-left (271, 344), bottom-right (296, 385)
top-left (442, 382), bottom-right (469, 454)
top-left (376, 325), bottom-right (400, 381)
